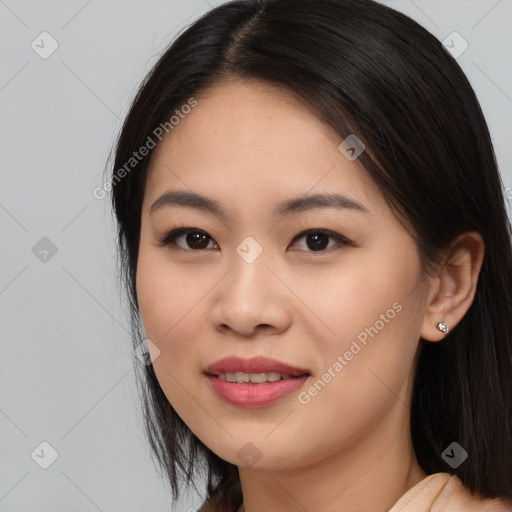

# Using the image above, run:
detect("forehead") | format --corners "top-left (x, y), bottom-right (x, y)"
top-left (143, 80), bottom-right (385, 216)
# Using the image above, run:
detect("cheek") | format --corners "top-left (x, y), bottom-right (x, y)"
top-left (136, 251), bottom-right (171, 339)
top-left (136, 246), bottom-right (193, 339)
top-left (288, 278), bottom-right (422, 465)
top-left (296, 239), bottom-right (423, 398)
top-left (136, 249), bottom-right (206, 413)
top-left (292, 250), bottom-right (420, 354)
top-left (135, 248), bottom-right (205, 392)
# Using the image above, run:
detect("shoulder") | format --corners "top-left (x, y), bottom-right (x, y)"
top-left (389, 472), bottom-right (512, 512)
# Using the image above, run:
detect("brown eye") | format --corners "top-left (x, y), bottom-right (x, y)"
top-left (289, 229), bottom-right (351, 252)
top-left (158, 228), bottom-right (218, 250)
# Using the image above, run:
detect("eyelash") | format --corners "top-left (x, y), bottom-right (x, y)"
top-left (156, 227), bottom-right (352, 253)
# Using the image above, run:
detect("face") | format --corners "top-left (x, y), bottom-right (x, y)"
top-left (136, 80), bottom-right (428, 471)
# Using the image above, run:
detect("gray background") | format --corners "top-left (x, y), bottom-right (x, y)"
top-left (1, 0), bottom-right (511, 511)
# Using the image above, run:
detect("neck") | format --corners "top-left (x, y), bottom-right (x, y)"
top-left (236, 397), bottom-right (427, 512)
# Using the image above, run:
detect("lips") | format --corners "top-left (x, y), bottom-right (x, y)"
top-left (205, 356), bottom-right (310, 378)
top-left (205, 356), bottom-right (311, 407)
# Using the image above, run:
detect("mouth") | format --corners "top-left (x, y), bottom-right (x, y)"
top-left (204, 356), bottom-right (311, 407)
top-left (214, 371), bottom-right (307, 384)
top-left (205, 355), bottom-right (311, 380)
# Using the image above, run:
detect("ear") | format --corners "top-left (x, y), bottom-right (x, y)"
top-left (420, 231), bottom-right (485, 342)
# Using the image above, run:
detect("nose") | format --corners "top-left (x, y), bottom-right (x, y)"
top-left (209, 253), bottom-right (292, 338)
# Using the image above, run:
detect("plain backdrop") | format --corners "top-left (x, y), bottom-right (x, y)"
top-left (1, 0), bottom-right (511, 511)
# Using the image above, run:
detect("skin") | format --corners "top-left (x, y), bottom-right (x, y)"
top-left (136, 79), bottom-right (485, 512)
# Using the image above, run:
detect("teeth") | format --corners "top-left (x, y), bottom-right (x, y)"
top-left (218, 371), bottom-right (294, 383)
top-left (235, 372), bottom-right (250, 383)
top-left (249, 372), bottom-right (268, 384)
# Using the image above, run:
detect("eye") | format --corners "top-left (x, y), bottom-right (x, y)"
top-left (156, 227), bottom-right (351, 253)
top-left (157, 227), bottom-right (218, 251)
top-left (289, 228), bottom-right (351, 252)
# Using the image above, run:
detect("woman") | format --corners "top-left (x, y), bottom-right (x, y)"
top-left (107, 0), bottom-right (512, 510)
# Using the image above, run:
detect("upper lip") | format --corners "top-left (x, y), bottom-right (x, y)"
top-left (205, 356), bottom-right (310, 377)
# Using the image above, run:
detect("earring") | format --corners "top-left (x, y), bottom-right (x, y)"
top-left (436, 321), bottom-right (449, 334)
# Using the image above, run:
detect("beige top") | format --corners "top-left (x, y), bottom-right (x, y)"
top-left (389, 472), bottom-right (512, 512)
top-left (201, 472), bottom-right (512, 512)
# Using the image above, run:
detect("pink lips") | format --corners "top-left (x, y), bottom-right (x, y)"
top-left (205, 356), bottom-right (310, 408)
top-left (205, 356), bottom-right (310, 376)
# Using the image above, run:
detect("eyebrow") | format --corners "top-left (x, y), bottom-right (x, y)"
top-left (149, 190), bottom-right (369, 218)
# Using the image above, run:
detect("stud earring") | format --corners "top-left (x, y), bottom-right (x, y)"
top-left (436, 321), bottom-right (449, 334)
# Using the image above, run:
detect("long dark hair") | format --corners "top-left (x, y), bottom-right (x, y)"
top-left (107, 0), bottom-right (512, 508)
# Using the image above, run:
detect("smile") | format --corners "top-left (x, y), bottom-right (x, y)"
top-left (217, 371), bottom-right (295, 383)
top-left (205, 356), bottom-right (311, 407)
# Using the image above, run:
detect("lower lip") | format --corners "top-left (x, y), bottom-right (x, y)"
top-left (206, 374), bottom-right (310, 408)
